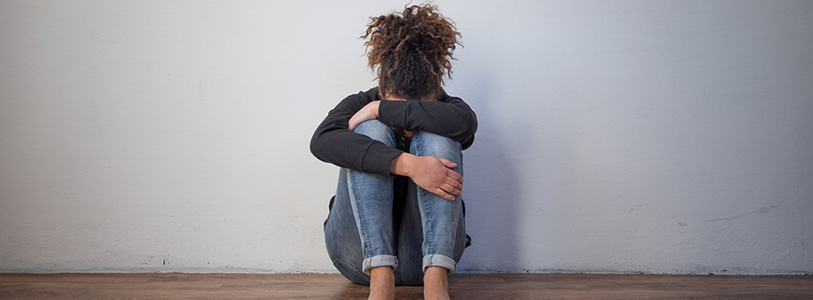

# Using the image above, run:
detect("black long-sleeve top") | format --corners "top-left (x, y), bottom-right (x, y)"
top-left (310, 87), bottom-right (478, 175)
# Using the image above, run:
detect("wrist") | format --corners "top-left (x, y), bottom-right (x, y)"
top-left (389, 152), bottom-right (416, 177)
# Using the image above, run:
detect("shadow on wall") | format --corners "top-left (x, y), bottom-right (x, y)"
top-left (456, 65), bottom-right (525, 273)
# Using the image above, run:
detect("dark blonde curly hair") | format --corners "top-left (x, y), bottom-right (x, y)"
top-left (362, 3), bottom-right (461, 100)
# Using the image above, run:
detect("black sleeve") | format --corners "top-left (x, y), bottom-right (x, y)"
top-left (377, 94), bottom-right (478, 150)
top-left (310, 89), bottom-right (404, 175)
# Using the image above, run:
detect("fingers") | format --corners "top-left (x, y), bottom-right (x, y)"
top-left (447, 169), bottom-right (463, 186)
top-left (442, 170), bottom-right (463, 195)
top-left (435, 157), bottom-right (462, 184)
top-left (434, 188), bottom-right (455, 201)
top-left (414, 156), bottom-right (464, 201)
top-left (442, 182), bottom-right (461, 197)
top-left (437, 157), bottom-right (458, 169)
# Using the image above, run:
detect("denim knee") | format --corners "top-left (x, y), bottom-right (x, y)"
top-left (410, 131), bottom-right (462, 165)
top-left (354, 120), bottom-right (396, 147)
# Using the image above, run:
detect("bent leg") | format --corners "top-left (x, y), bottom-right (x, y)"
top-left (324, 170), bottom-right (369, 285)
top-left (392, 181), bottom-right (425, 286)
top-left (409, 131), bottom-right (467, 274)
top-left (324, 120), bottom-right (399, 283)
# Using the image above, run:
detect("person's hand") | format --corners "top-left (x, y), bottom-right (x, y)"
top-left (404, 155), bottom-right (462, 201)
top-left (348, 101), bottom-right (381, 131)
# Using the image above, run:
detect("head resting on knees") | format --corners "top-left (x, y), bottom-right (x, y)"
top-left (362, 3), bottom-right (461, 102)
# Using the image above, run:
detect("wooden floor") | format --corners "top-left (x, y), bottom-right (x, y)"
top-left (1, 273), bottom-right (811, 299)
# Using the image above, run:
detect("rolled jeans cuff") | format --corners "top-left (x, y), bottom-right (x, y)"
top-left (422, 254), bottom-right (456, 273)
top-left (362, 255), bottom-right (398, 274)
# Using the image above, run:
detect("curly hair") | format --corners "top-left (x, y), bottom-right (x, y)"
top-left (362, 3), bottom-right (461, 100)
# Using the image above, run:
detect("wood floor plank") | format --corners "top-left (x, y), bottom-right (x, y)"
top-left (0, 273), bottom-right (811, 299)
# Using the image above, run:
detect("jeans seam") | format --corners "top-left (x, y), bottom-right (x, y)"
top-left (346, 168), bottom-right (371, 259)
top-left (415, 137), bottom-right (436, 255)
top-left (422, 189), bottom-right (434, 254)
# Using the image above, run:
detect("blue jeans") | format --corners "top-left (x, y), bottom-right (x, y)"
top-left (324, 120), bottom-right (467, 286)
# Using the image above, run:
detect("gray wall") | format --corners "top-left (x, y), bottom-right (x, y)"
top-left (1, 0), bottom-right (811, 274)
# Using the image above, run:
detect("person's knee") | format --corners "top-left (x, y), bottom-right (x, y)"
top-left (353, 120), bottom-right (395, 146)
top-left (411, 131), bottom-right (462, 162)
top-left (353, 119), bottom-right (388, 134)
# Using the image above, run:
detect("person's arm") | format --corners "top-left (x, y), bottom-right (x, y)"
top-left (310, 89), bottom-right (403, 175)
top-left (312, 89), bottom-right (465, 201)
top-left (377, 95), bottom-right (478, 149)
top-left (313, 89), bottom-right (470, 200)
top-left (389, 153), bottom-right (462, 201)
top-left (348, 101), bottom-right (380, 131)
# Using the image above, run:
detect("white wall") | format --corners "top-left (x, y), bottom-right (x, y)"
top-left (1, 0), bottom-right (811, 274)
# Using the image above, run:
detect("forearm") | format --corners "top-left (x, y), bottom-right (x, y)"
top-left (389, 153), bottom-right (417, 177)
top-left (311, 128), bottom-right (403, 175)
top-left (348, 101), bottom-right (381, 131)
top-left (389, 152), bottom-right (462, 201)
top-left (378, 99), bottom-right (477, 148)
top-left (311, 89), bottom-right (400, 175)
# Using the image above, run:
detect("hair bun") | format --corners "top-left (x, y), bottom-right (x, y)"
top-left (362, 3), bottom-right (462, 99)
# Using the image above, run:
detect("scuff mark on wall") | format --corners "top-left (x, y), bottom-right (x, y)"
top-left (671, 214), bottom-right (688, 227)
top-left (628, 204), bottom-right (645, 214)
top-left (141, 256), bottom-right (154, 266)
top-left (706, 205), bottom-right (780, 222)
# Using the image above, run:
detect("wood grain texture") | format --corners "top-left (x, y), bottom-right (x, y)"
top-left (1, 273), bottom-right (811, 299)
